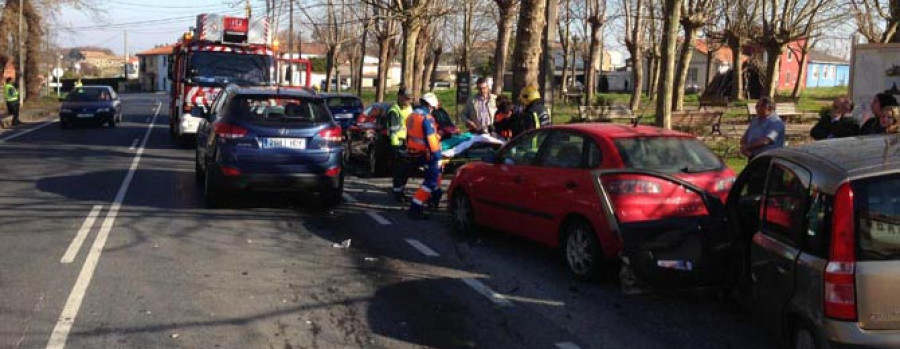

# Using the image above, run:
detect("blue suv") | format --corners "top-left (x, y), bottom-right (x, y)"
top-left (319, 93), bottom-right (363, 130)
top-left (194, 86), bottom-right (343, 207)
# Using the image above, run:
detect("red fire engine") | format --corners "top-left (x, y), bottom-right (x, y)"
top-left (168, 14), bottom-right (276, 142)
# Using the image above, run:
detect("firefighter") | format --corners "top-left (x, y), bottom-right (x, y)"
top-left (493, 85), bottom-right (550, 138)
top-left (74, 78), bottom-right (83, 88)
top-left (4, 77), bottom-right (19, 126)
top-left (406, 92), bottom-right (443, 220)
top-left (388, 88), bottom-right (414, 202)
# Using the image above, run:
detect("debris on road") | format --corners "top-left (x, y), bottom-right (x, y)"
top-left (170, 333), bottom-right (180, 339)
top-left (364, 257), bottom-right (377, 262)
top-left (332, 239), bottom-right (351, 249)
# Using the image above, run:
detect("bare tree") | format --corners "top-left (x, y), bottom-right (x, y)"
top-left (721, 0), bottom-right (758, 100)
top-left (622, 0), bottom-right (646, 111)
top-left (510, 0), bottom-right (547, 96)
top-left (849, 0), bottom-right (900, 43)
top-left (673, 0), bottom-right (717, 111)
top-left (491, 0), bottom-right (518, 94)
top-left (301, 0), bottom-right (356, 92)
top-left (655, 0), bottom-right (684, 129)
top-left (584, 0), bottom-right (608, 105)
top-left (558, 0), bottom-right (574, 95)
top-left (371, 3), bottom-right (400, 102)
top-left (789, 36), bottom-right (818, 98)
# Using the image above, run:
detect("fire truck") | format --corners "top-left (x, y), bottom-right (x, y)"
top-left (168, 14), bottom-right (276, 142)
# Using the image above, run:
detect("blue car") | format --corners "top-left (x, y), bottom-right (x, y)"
top-left (59, 86), bottom-right (122, 129)
top-left (319, 93), bottom-right (363, 130)
top-left (194, 86), bottom-right (344, 208)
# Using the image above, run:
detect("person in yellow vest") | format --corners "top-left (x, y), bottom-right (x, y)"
top-left (406, 92), bottom-right (443, 220)
top-left (388, 88), bottom-right (414, 202)
top-left (4, 77), bottom-right (19, 126)
top-left (74, 78), bottom-right (83, 88)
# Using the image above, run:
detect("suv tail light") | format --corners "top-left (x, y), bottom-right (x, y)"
top-left (825, 182), bottom-right (857, 321)
top-left (214, 122), bottom-right (248, 139)
top-left (319, 126), bottom-right (342, 143)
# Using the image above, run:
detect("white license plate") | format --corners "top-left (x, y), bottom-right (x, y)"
top-left (335, 113), bottom-right (353, 119)
top-left (263, 138), bottom-right (306, 149)
top-left (76, 113), bottom-right (94, 118)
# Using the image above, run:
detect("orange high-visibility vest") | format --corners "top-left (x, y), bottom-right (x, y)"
top-left (406, 112), bottom-right (441, 154)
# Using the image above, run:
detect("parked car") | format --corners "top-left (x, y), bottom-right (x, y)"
top-left (59, 86), bottom-right (122, 129)
top-left (447, 124), bottom-right (736, 280)
top-left (345, 102), bottom-right (392, 176)
top-left (194, 86), bottom-right (343, 208)
top-left (721, 137), bottom-right (900, 349)
top-left (319, 93), bottom-right (363, 130)
top-left (320, 79), bottom-right (349, 91)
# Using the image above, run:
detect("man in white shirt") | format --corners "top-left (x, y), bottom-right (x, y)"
top-left (461, 77), bottom-right (496, 134)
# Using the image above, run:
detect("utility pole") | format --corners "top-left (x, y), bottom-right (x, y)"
top-left (357, 3), bottom-right (369, 95)
top-left (18, 0), bottom-right (24, 104)
top-left (123, 31), bottom-right (128, 82)
top-left (540, 0), bottom-right (558, 108)
top-left (288, 0), bottom-right (294, 57)
top-left (246, 0), bottom-right (252, 18)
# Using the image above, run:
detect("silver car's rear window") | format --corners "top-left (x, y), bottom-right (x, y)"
top-left (857, 174), bottom-right (900, 260)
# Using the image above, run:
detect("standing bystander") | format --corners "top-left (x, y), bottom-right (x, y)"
top-left (741, 96), bottom-right (785, 159)
top-left (461, 78), bottom-right (496, 134)
top-left (4, 77), bottom-right (20, 126)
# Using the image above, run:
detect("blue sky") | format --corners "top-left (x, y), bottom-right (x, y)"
top-left (54, 0), bottom-right (257, 55)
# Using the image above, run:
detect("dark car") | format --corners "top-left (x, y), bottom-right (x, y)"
top-left (59, 86), bottom-right (122, 129)
top-left (319, 93), bottom-right (363, 130)
top-left (194, 86), bottom-right (343, 208)
top-left (345, 102), bottom-right (392, 176)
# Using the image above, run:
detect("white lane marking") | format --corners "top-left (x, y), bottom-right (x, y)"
top-left (366, 211), bottom-right (391, 225)
top-left (405, 238), bottom-right (439, 257)
top-left (0, 121), bottom-right (56, 143)
top-left (46, 103), bottom-right (160, 349)
top-left (460, 278), bottom-right (513, 307)
top-left (556, 342), bottom-right (581, 349)
top-left (128, 138), bottom-right (139, 150)
top-left (59, 205), bottom-right (103, 264)
top-left (342, 193), bottom-right (358, 203)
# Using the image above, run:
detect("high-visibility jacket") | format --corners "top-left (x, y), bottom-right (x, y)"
top-left (406, 108), bottom-right (441, 156)
top-left (387, 103), bottom-right (412, 147)
top-left (4, 83), bottom-right (18, 103)
top-left (74, 81), bottom-right (83, 88)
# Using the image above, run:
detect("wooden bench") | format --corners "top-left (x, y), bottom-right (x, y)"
top-left (746, 100), bottom-right (804, 123)
top-left (577, 105), bottom-right (638, 126)
top-left (698, 95), bottom-right (730, 110)
top-left (671, 111), bottom-right (724, 135)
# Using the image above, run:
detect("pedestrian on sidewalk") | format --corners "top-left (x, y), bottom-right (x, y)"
top-left (4, 77), bottom-right (20, 126)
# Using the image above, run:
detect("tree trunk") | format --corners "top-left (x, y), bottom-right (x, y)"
top-left (705, 44), bottom-right (715, 90)
top-left (511, 0), bottom-right (547, 97)
top-left (673, 24), bottom-right (698, 111)
top-left (655, 0), bottom-right (683, 129)
top-left (763, 44), bottom-right (783, 98)
top-left (413, 25), bottom-right (430, 94)
top-left (427, 45), bottom-right (442, 91)
top-left (24, 0), bottom-right (40, 99)
top-left (540, 0), bottom-right (559, 105)
top-left (400, 17), bottom-right (422, 98)
top-left (325, 48), bottom-right (336, 93)
top-left (729, 39), bottom-right (744, 101)
top-left (492, 0), bottom-right (517, 95)
top-left (626, 0), bottom-right (644, 112)
top-left (648, 55), bottom-right (659, 101)
top-left (586, 18), bottom-right (603, 106)
top-left (791, 42), bottom-right (811, 98)
top-left (376, 37), bottom-right (392, 102)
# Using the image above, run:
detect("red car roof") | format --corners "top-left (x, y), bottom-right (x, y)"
top-left (548, 123), bottom-right (695, 139)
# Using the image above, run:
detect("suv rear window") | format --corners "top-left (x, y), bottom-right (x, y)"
top-left (613, 137), bottom-right (723, 173)
top-left (326, 97), bottom-right (362, 109)
top-left (857, 175), bottom-right (900, 260)
top-left (227, 94), bottom-right (331, 123)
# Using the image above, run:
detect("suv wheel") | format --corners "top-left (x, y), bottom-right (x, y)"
top-left (562, 219), bottom-right (603, 281)
top-left (793, 326), bottom-right (818, 349)
top-left (368, 148), bottom-right (379, 177)
top-left (204, 169), bottom-right (227, 208)
top-left (450, 191), bottom-right (477, 234)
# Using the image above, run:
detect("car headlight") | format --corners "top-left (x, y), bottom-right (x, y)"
top-left (60, 108), bottom-right (73, 113)
top-left (97, 108), bottom-right (111, 113)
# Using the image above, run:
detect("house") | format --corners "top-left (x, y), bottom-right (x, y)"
top-left (136, 45), bottom-right (174, 92)
top-left (775, 40), bottom-right (808, 92)
top-left (638, 39), bottom-right (740, 93)
top-left (805, 51), bottom-right (849, 88)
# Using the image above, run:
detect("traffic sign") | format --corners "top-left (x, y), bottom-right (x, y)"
top-left (456, 72), bottom-right (471, 104)
top-left (52, 68), bottom-right (63, 78)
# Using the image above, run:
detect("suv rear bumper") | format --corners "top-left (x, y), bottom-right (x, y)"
top-left (210, 166), bottom-right (341, 193)
top-left (826, 319), bottom-right (900, 348)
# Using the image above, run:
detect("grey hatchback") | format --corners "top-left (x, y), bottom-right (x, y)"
top-left (727, 136), bottom-right (900, 349)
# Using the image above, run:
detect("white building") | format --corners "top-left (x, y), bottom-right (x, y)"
top-left (135, 45), bottom-right (174, 92)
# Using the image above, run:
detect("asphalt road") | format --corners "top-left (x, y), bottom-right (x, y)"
top-left (0, 92), bottom-right (775, 349)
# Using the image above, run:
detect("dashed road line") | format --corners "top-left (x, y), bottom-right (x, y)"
top-left (46, 101), bottom-right (160, 349)
top-left (405, 238), bottom-right (440, 257)
top-left (128, 138), bottom-right (139, 150)
top-left (0, 121), bottom-right (56, 143)
top-left (59, 205), bottom-right (103, 264)
top-left (366, 211), bottom-right (391, 225)
top-left (556, 342), bottom-right (581, 349)
top-left (461, 278), bottom-right (513, 307)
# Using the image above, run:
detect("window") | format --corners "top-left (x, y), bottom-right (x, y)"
top-left (225, 94), bottom-right (331, 124)
top-left (498, 131), bottom-right (548, 166)
top-left (538, 132), bottom-right (587, 169)
top-left (687, 68), bottom-right (699, 85)
top-left (812, 66), bottom-right (819, 79)
top-left (730, 158), bottom-right (771, 238)
top-left (803, 191), bottom-right (832, 258)
top-left (856, 174), bottom-right (900, 260)
top-left (762, 164), bottom-right (810, 242)
top-left (613, 137), bottom-right (723, 174)
top-left (786, 72), bottom-right (792, 86)
top-left (787, 51), bottom-right (793, 62)
top-left (326, 97), bottom-right (362, 109)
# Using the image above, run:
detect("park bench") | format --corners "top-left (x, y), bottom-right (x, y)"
top-left (698, 95), bottom-right (730, 110)
top-left (577, 105), bottom-right (639, 126)
top-left (671, 111), bottom-right (724, 135)
top-left (746, 100), bottom-right (805, 123)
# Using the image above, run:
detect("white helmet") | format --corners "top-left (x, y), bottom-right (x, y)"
top-left (420, 93), bottom-right (439, 108)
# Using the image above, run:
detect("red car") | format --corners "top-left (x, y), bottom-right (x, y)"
top-left (448, 124), bottom-right (737, 281)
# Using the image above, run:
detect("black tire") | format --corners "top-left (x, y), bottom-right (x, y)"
top-left (450, 190), bottom-right (478, 235)
top-left (561, 218), bottom-right (604, 281)
top-left (204, 169), bottom-right (228, 208)
top-left (343, 139), bottom-right (352, 163)
top-left (793, 326), bottom-right (819, 349)
top-left (60, 120), bottom-right (70, 129)
top-left (368, 148), bottom-right (380, 177)
top-left (320, 175), bottom-right (344, 208)
top-left (194, 149), bottom-right (205, 183)
top-left (107, 117), bottom-right (116, 128)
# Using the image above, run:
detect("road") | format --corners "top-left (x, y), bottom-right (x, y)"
top-left (0, 92), bottom-right (774, 349)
